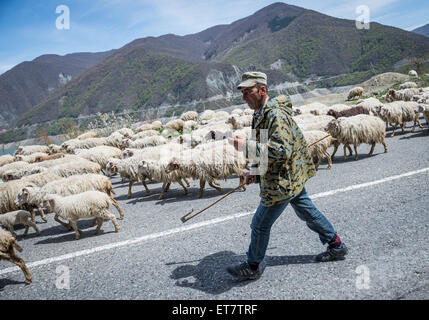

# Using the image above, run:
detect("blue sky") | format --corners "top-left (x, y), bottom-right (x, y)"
top-left (0, 0), bottom-right (428, 75)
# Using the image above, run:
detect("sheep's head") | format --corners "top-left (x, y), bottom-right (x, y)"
top-left (14, 155), bottom-right (23, 161)
top-left (122, 132), bottom-right (132, 139)
top-left (121, 149), bottom-right (134, 159)
top-left (120, 138), bottom-right (130, 150)
top-left (293, 109), bottom-right (302, 116)
top-left (226, 115), bottom-right (237, 125)
top-left (105, 161), bottom-right (117, 176)
top-left (137, 160), bottom-right (149, 174)
top-left (2, 171), bottom-right (16, 182)
top-left (15, 186), bottom-right (32, 206)
top-left (165, 158), bottom-right (180, 174)
top-left (14, 146), bottom-right (23, 155)
top-left (325, 119), bottom-right (340, 136)
top-left (327, 109), bottom-right (335, 117)
top-left (416, 104), bottom-right (426, 113)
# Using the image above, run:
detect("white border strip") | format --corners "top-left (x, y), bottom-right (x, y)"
top-left (1, 167), bottom-right (428, 276)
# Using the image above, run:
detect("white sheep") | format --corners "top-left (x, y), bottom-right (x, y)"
top-left (226, 114), bottom-right (253, 130)
top-left (347, 87), bottom-right (364, 101)
top-left (135, 123), bottom-right (157, 132)
top-left (399, 82), bottom-right (418, 90)
top-left (416, 103), bottom-right (429, 131)
top-left (385, 88), bottom-right (420, 102)
top-left (199, 122), bottom-right (234, 141)
top-left (231, 108), bottom-right (244, 116)
top-left (1, 172), bottom-right (61, 221)
top-left (15, 173), bottom-right (124, 222)
top-left (14, 145), bottom-right (50, 156)
top-left (302, 130), bottom-right (336, 170)
top-left (293, 102), bottom-right (329, 116)
top-left (42, 191), bottom-right (120, 240)
top-left (0, 210), bottom-right (40, 238)
top-left (181, 111), bottom-right (198, 122)
top-left (161, 128), bottom-right (180, 139)
top-left (74, 146), bottom-right (122, 172)
top-left (165, 141), bottom-right (247, 198)
top-left (379, 101), bottom-right (422, 136)
top-left (120, 135), bottom-right (167, 150)
top-left (325, 114), bottom-right (388, 161)
top-left (1, 180), bottom-right (39, 217)
top-left (408, 70), bottom-right (418, 77)
top-left (14, 152), bottom-right (49, 163)
top-left (106, 157), bottom-right (149, 198)
top-left (165, 119), bottom-right (185, 132)
top-left (2, 166), bottom-right (47, 182)
top-left (137, 157), bottom-right (190, 200)
top-left (0, 228), bottom-right (32, 284)
top-left (131, 130), bottom-right (160, 141)
top-left (48, 144), bottom-right (62, 154)
top-left (11, 158), bottom-right (101, 180)
top-left (294, 115), bottom-right (335, 132)
top-left (107, 143), bottom-right (188, 198)
top-left (114, 127), bottom-right (134, 138)
top-left (183, 120), bottom-right (198, 132)
top-left (151, 120), bottom-right (163, 130)
top-left (243, 108), bottom-right (254, 116)
top-left (0, 161), bottom-right (29, 178)
top-left (356, 97), bottom-right (383, 114)
top-left (0, 154), bottom-right (14, 168)
top-left (213, 111), bottom-right (230, 121)
top-left (200, 110), bottom-right (215, 122)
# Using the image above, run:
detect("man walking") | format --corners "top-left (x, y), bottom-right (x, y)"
top-left (227, 71), bottom-right (348, 280)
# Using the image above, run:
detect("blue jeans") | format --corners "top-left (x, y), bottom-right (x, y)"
top-left (247, 187), bottom-right (337, 264)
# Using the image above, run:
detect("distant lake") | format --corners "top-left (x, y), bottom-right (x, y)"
top-left (0, 147), bottom-right (16, 156)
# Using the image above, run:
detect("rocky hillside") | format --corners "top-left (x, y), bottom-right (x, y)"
top-left (0, 50), bottom-right (116, 129)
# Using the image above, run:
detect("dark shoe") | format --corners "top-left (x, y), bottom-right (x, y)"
top-left (226, 261), bottom-right (266, 280)
top-left (315, 242), bottom-right (348, 262)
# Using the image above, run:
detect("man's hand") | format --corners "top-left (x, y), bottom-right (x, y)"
top-left (227, 135), bottom-right (246, 151)
top-left (244, 171), bottom-right (255, 185)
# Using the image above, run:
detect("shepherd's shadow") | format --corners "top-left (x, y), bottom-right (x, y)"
top-left (168, 250), bottom-right (316, 295)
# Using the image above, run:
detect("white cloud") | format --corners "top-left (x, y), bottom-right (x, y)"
top-left (0, 64), bottom-right (15, 75)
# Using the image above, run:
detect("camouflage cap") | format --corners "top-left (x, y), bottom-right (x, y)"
top-left (237, 71), bottom-right (267, 89)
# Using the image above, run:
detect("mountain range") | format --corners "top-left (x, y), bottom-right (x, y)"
top-left (1, 2), bottom-right (429, 131)
top-left (413, 23), bottom-right (429, 38)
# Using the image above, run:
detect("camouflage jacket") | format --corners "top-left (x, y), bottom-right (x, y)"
top-left (246, 95), bottom-right (316, 206)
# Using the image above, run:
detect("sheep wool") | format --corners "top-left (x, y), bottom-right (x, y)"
top-left (325, 114), bottom-right (388, 160)
top-left (43, 191), bottom-right (119, 240)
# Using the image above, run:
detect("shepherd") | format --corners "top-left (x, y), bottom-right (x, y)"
top-left (226, 71), bottom-right (348, 280)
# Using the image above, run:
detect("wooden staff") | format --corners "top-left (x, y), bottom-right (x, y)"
top-left (180, 134), bottom-right (331, 223)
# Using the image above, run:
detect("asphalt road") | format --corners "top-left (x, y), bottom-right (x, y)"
top-left (1, 122), bottom-right (429, 300)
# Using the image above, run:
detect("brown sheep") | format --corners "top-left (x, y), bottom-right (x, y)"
top-left (327, 106), bottom-right (370, 119)
top-left (0, 228), bottom-right (32, 284)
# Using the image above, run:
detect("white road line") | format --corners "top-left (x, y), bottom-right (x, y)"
top-left (1, 167), bottom-right (428, 276)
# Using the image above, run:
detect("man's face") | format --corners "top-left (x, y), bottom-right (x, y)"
top-left (241, 86), bottom-right (264, 110)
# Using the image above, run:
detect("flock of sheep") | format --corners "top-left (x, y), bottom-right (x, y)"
top-left (1, 71), bottom-right (428, 285)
